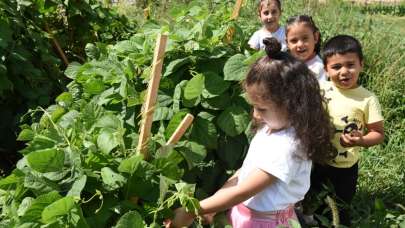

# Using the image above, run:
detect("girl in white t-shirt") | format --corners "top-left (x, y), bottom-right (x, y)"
top-left (286, 15), bottom-right (327, 81)
top-left (248, 0), bottom-right (286, 51)
top-left (166, 38), bottom-right (337, 228)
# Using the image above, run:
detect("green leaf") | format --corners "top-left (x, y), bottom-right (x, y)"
top-left (58, 110), bottom-right (80, 129)
top-left (190, 117), bottom-right (217, 149)
top-left (217, 106), bottom-right (250, 136)
top-left (217, 134), bottom-right (247, 169)
top-left (27, 148), bottom-right (65, 173)
top-left (18, 197), bottom-right (35, 217)
top-left (177, 141), bottom-right (206, 169)
top-left (243, 50), bottom-right (266, 65)
top-left (163, 57), bottom-right (192, 77)
top-left (17, 129), bottom-right (35, 141)
top-left (97, 129), bottom-right (119, 154)
top-left (85, 43), bottom-right (100, 59)
top-left (165, 111), bottom-right (188, 140)
top-left (184, 73), bottom-right (204, 100)
top-left (201, 93), bottom-right (231, 110)
top-left (67, 175), bottom-right (87, 197)
top-left (118, 154), bottom-right (144, 174)
top-left (64, 62), bottom-right (82, 79)
top-left (113, 211), bottom-right (144, 228)
top-left (21, 191), bottom-right (62, 222)
top-left (0, 20), bottom-right (12, 49)
top-left (101, 167), bottom-right (126, 191)
top-left (202, 71), bottom-right (230, 98)
top-left (153, 106), bottom-right (174, 121)
top-left (83, 78), bottom-right (105, 95)
top-left (95, 114), bottom-right (122, 130)
top-left (223, 54), bottom-right (249, 81)
top-left (41, 197), bottom-right (75, 223)
top-left (20, 135), bottom-right (57, 155)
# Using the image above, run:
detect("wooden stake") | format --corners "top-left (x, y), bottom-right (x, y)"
top-left (166, 114), bottom-right (194, 145)
top-left (45, 23), bottom-right (69, 67)
top-left (225, 0), bottom-right (244, 43)
top-left (137, 34), bottom-right (168, 158)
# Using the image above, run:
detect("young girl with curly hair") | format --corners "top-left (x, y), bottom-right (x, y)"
top-left (165, 37), bottom-right (336, 228)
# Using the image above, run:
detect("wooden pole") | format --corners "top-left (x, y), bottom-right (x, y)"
top-left (166, 114), bottom-right (194, 145)
top-left (137, 34), bottom-right (168, 159)
top-left (225, 0), bottom-right (244, 43)
top-left (44, 23), bottom-right (69, 67)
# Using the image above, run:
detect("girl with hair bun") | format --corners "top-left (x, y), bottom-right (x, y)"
top-left (165, 38), bottom-right (336, 228)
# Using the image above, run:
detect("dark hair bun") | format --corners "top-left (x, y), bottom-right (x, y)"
top-left (263, 37), bottom-right (282, 59)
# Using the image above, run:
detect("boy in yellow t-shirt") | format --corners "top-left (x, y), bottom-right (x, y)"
top-left (309, 35), bottom-right (385, 226)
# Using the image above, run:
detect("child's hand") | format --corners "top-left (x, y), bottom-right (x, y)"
top-left (340, 130), bottom-right (364, 147)
top-left (201, 212), bottom-right (216, 224)
top-left (165, 207), bottom-right (195, 228)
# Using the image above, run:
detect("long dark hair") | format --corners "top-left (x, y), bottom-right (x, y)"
top-left (286, 15), bottom-right (321, 54)
top-left (244, 37), bottom-right (336, 163)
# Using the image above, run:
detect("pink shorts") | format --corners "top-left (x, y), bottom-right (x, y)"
top-left (228, 203), bottom-right (298, 228)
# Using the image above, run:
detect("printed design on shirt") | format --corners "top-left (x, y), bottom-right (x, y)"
top-left (333, 116), bottom-right (363, 162)
top-left (323, 86), bottom-right (363, 163)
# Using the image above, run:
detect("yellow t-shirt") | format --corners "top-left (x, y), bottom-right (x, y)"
top-left (320, 81), bottom-right (384, 168)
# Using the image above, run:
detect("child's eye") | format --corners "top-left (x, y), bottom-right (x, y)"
top-left (331, 65), bottom-right (341, 70)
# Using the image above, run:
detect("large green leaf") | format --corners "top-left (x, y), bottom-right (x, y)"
top-left (64, 62), bottom-right (82, 79)
top-left (83, 78), bottom-right (105, 95)
top-left (118, 154), bottom-right (144, 174)
top-left (97, 128), bottom-right (119, 154)
top-left (201, 93), bottom-right (231, 110)
top-left (26, 148), bottom-right (65, 173)
top-left (217, 106), bottom-right (250, 136)
top-left (202, 71), bottom-right (230, 98)
top-left (190, 117), bottom-right (218, 149)
top-left (153, 107), bottom-right (174, 121)
top-left (113, 211), bottom-right (145, 228)
top-left (41, 196), bottom-right (75, 223)
top-left (163, 57), bottom-right (192, 77)
top-left (21, 191), bottom-right (62, 222)
top-left (183, 73), bottom-right (204, 100)
top-left (95, 114), bottom-right (122, 130)
top-left (20, 135), bottom-right (58, 155)
top-left (101, 167), bottom-right (126, 191)
top-left (177, 141), bottom-right (206, 169)
top-left (165, 111), bottom-right (188, 140)
top-left (67, 175), bottom-right (87, 197)
top-left (217, 134), bottom-right (248, 169)
top-left (223, 54), bottom-right (249, 81)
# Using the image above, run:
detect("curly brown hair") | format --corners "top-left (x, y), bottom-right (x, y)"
top-left (244, 37), bottom-right (337, 163)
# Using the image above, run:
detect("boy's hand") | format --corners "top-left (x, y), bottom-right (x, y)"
top-left (165, 207), bottom-right (195, 228)
top-left (340, 130), bottom-right (364, 147)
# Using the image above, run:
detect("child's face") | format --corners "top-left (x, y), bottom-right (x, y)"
top-left (259, 2), bottom-right (281, 33)
top-left (325, 52), bottom-right (363, 89)
top-left (286, 23), bottom-right (319, 62)
top-left (246, 84), bottom-right (289, 131)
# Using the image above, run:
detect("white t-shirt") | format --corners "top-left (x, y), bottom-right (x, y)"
top-left (306, 55), bottom-right (327, 81)
top-left (248, 27), bottom-right (287, 51)
top-left (238, 126), bottom-right (312, 212)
